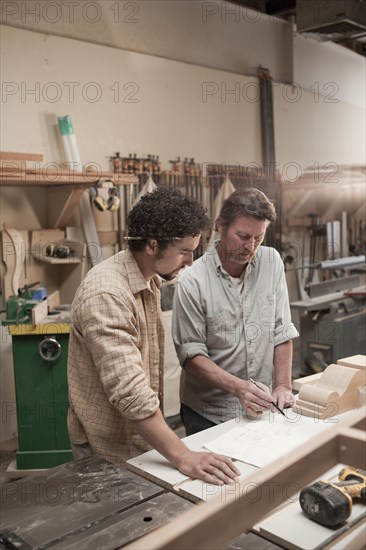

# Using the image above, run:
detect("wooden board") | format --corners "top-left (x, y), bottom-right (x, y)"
top-left (337, 354), bottom-right (366, 372)
top-left (177, 461), bottom-right (258, 503)
top-left (47, 290), bottom-right (60, 312)
top-left (0, 151), bottom-right (44, 161)
top-left (252, 464), bottom-right (366, 550)
top-left (31, 300), bottom-right (48, 324)
top-left (127, 418), bottom-right (242, 492)
top-left (124, 408), bottom-right (365, 550)
top-left (293, 365), bottom-right (365, 419)
top-left (127, 411), bottom-right (358, 502)
top-left (0, 456), bottom-right (193, 550)
top-left (31, 232), bottom-right (86, 264)
top-left (0, 170), bottom-right (138, 186)
top-left (293, 355), bottom-right (366, 392)
top-left (292, 372), bottom-right (322, 392)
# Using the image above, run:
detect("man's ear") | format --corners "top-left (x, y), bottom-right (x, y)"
top-left (215, 218), bottom-right (223, 232)
top-left (146, 239), bottom-right (157, 255)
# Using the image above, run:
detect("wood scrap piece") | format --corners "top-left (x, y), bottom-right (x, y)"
top-left (47, 290), bottom-right (60, 312)
top-left (31, 300), bottom-right (48, 324)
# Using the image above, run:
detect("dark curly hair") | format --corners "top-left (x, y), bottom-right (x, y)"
top-left (127, 187), bottom-right (210, 251)
top-left (218, 187), bottom-right (276, 226)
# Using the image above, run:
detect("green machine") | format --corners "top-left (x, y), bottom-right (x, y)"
top-left (3, 287), bottom-right (73, 469)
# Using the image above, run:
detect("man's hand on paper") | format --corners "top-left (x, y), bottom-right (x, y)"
top-left (237, 379), bottom-right (273, 418)
top-left (272, 385), bottom-right (294, 411)
top-left (176, 449), bottom-right (241, 486)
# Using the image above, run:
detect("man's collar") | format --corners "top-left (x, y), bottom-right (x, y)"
top-left (123, 249), bottom-right (162, 293)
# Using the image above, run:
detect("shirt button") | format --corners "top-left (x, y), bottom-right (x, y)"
top-left (151, 334), bottom-right (155, 339)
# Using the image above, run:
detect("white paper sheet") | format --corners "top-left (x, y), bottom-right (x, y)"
top-left (204, 411), bottom-right (339, 467)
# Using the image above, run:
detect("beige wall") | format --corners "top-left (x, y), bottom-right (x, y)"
top-left (0, 0), bottom-right (293, 83)
top-left (0, 25), bottom-right (263, 171)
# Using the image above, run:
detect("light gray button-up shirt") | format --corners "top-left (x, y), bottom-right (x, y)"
top-left (172, 243), bottom-right (299, 424)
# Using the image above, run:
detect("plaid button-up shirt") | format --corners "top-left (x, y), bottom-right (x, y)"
top-left (67, 249), bottom-right (164, 465)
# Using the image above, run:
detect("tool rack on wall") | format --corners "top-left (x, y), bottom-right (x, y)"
top-left (159, 157), bottom-right (203, 204)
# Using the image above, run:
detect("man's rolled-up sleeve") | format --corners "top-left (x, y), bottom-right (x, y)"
top-left (172, 277), bottom-right (209, 366)
top-left (80, 293), bottom-right (159, 421)
top-left (274, 259), bottom-right (299, 346)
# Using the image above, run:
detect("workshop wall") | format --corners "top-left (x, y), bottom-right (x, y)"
top-left (1, 23), bottom-right (364, 174)
top-left (0, 25), bottom-right (263, 171)
top-left (2, 0), bottom-right (365, 109)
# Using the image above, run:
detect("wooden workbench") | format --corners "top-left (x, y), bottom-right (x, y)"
top-left (0, 456), bottom-right (281, 550)
top-left (126, 408), bottom-right (366, 550)
top-left (0, 456), bottom-right (192, 549)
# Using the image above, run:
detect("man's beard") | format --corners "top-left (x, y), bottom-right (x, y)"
top-left (157, 271), bottom-right (177, 281)
top-left (228, 249), bottom-right (254, 263)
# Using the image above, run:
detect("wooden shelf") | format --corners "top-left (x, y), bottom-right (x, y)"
top-left (0, 168), bottom-right (139, 228)
top-left (0, 169), bottom-right (138, 187)
top-left (32, 237), bottom-right (86, 264)
top-left (32, 254), bottom-right (83, 264)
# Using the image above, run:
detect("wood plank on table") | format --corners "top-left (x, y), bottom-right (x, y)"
top-left (252, 463), bottom-right (366, 550)
top-left (126, 418), bottom-right (242, 492)
top-left (177, 461), bottom-right (258, 503)
top-left (127, 411), bottom-right (358, 502)
top-left (123, 408), bottom-right (365, 550)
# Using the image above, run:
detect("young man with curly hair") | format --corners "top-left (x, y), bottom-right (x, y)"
top-left (67, 187), bottom-right (240, 486)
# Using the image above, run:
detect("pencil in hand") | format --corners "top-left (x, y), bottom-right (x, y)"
top-left (249, 378), bottom-right (286, 417)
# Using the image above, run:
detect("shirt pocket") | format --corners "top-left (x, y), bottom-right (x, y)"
top-left (258, 294), bottom-right (276, 324)
top-left (206, 310), bottom-right (241, 349)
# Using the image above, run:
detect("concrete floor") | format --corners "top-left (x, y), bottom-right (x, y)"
top-left (0, 451), bottom-right (16, 483)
